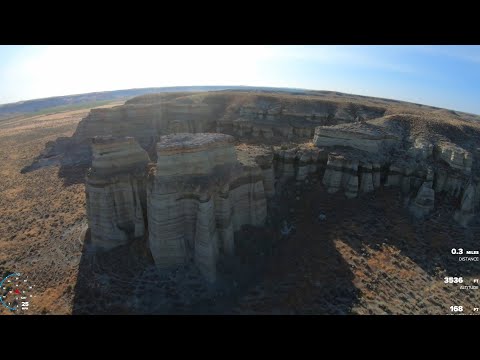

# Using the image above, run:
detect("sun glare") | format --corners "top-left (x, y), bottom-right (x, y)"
top-left (7, 45), bottom-right (273, 99)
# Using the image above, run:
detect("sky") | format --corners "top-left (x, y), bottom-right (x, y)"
top-left (1, 45), bottom-right (480, 114)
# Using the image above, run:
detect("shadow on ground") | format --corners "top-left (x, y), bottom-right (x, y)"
top-left (71, 176), bottom-right (360, 315)
top-left (72, 227), bottom-right (286, 315)
top-left (17, 123), bottom-right (92, 185)
top-left (71, 174), bottom-right (479, 315)
top-left (57, 164), bottom-right (89, 187)
top-left (20, 158), bottom-right (89, 187)
top-left (231, 178), bottom-right (360, 314)
top-left (328, 188), bottom-right (480, 278)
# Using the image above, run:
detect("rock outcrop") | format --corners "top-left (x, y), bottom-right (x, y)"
top-left (75, 91), bottom-right (480, 276)
top-left (30, 92), bottom-right (387, 171)
top-left (281, 113), bottom-right (479, 227)
top-left (322, 154), bottom-right (359, 198)
top-left (273, 146), bottom-right (328, 187)
top-left (85, 136), bottom-right (150, 250)
top-left (313, 122), bottom-right (400, 153)
top-left (147, 133), bottom-right (268, 281)
top-left (310, 115), bottom-right (480, 225)
top-left (85, 133), bottom-right (269, 282)
top-left (434, 142), bottom-right (472, 174)
top-left (406, 137), bottom-right (434, 160)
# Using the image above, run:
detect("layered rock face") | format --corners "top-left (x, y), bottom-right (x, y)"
top-left (313, 123), bottom-right (400, 153)
top-left (316, 145), bottom-right (384, 198)
top-left (146, 133), bottom-right (267, 282)
top-left (147, 134), bottom-right (237, 274)
top-left (71, 101), bottom-right (218, 163)
top-left (220, 98), bottom-right (385, 139)
top-left (86, 136), bottom-right (150, 250)
top-left (85, 133), bottom-right (270, 282)
top-left (322, 154), bottom-right (359, 198)
top-left (76, 91), bottom-right (480, 270)
top-left (32, 92), bottom-right (386, 170)
top-left (312, 118), bottom-right (480, 225)
top-left (273, 146), bottom-right (328, 186)
top-left (320, 156), bottom-right (383, 198)
top-left (434, 141), bottom-right (472, 174)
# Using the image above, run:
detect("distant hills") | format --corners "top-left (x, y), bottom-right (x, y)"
top-left (1, 85), bottom-right (479, 121)
top-left (0, 86), bottom-right (309, 119)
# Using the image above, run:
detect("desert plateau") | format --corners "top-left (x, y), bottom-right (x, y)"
top-left (1, 89), bottom-right (478, 315)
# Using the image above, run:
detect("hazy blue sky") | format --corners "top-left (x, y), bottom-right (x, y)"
top-left (1, 45), bottom-right (480, 114)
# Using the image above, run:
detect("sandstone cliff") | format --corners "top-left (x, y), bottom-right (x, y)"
top-left (85, 136), bottom-right (150, 250)
top-left (64, 91), bottom-right (480, 270)
top-left (30, 91), bottom-right (387, 170)
top-left (147, 133), bottom-right (268, 282)
top-left (85, 133), bottom-right (270, 282)
top-left (313, 122), bottom-right (400, 153)
top-left (312, 114), bottom-right (480, 225)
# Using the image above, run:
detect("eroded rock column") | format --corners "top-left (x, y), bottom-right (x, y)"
top-left (85, 136), bottom-right (150, 250)
top-left (147, 133), bottom-right (268, 282)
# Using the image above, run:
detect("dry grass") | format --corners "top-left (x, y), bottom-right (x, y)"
top-left (233, 183), bottom-right (480, 315)
top-left (130, 90), bottom-right (480, 120)
top-left (370, 113), bottom-right (480, 147)
top-left (0, 101), bottom-right (122, 315)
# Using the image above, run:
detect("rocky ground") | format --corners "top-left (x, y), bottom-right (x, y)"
top-left (1, 100), bottom-right (479, 315)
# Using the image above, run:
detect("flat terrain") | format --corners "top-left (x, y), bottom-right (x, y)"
top-left (0, 102), bottom-right (123, 315)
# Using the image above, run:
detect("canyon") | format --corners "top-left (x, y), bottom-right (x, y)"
top-left (15, 90), bottom-right (480, 313)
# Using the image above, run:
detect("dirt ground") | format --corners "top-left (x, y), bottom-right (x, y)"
top-left (233, 181), bottom-right (480, 314)
top-left (0, 103), bottom-right (122, 315)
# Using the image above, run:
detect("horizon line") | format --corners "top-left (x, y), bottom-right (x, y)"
top-left (0, 84), bottom-right (478, 117)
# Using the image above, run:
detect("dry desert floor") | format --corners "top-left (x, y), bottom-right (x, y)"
top-left (0, 103), bottom-right (122, 315)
